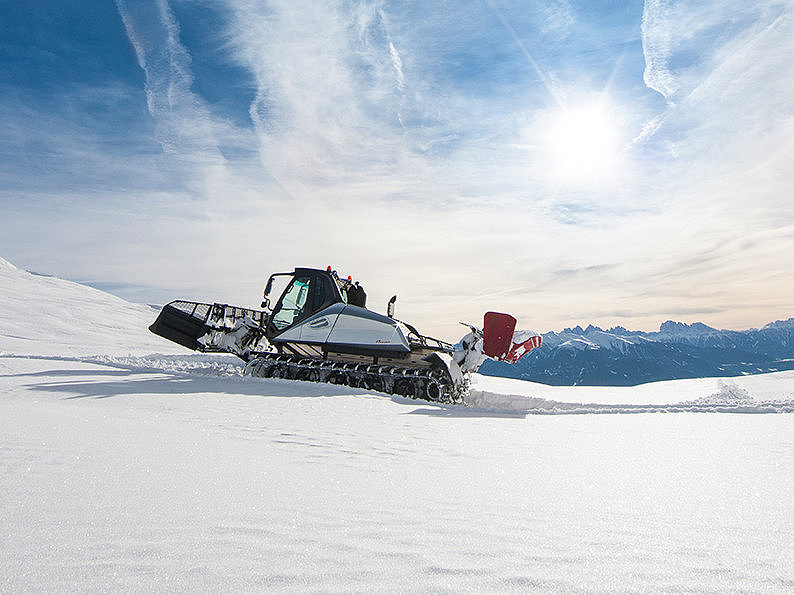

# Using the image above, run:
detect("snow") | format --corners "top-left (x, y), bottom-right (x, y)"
top-left (545, 327), bottom-right (641, 351)
top-left (558, 337), bottom-right (599, 350)
top-left (1, 258), bottom-right (793, 591)
top-left (0, 256), bottom-right (182, 357)
top-left (469, 372), bottom-right (794, 412)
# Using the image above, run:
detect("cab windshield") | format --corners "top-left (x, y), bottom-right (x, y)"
top-left (271, 276), bottom-right (311, 331)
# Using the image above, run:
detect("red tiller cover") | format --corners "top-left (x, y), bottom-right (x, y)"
top-left (482, 311), bottom-right (517, 360)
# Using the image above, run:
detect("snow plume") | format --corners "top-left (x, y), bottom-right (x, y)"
top-left (116, 0), bottom-right (227, 191)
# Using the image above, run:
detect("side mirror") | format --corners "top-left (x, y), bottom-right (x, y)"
top-left (264, 276), bottom-right (274, 296)
top-left (387, 295), bottom-right (397, 318)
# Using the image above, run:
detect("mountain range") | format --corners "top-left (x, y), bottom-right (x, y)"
top-left (480, 318), bottom-right (794, 386)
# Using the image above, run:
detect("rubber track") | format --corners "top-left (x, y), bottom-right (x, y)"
top-left (243, 353), bottom-right (466, 404)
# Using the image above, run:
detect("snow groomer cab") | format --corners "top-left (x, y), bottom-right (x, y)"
top-left (260, 267), bottom-right (428, 365)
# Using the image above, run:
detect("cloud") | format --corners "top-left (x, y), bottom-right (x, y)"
top-left (220, 0), bottom-right (429, 199)
top-left (0, 82), bottom-right (171, 195)
top-left (637, 1), bottom-right (794, 208)
top-left (3, 1), bottom-right (793, 338)
top-left (539, 0), bottom-right (576, 35)
top-left (116, 0), bottom-right (229, 193)
top-left (640, 1), bottom-right (789, 104)
top-left (486, 0), bottom-right (562, 106)
top-left (641, 0), bottom-right (678, 100)
top-left (388, 41), bottom-right (405, 93)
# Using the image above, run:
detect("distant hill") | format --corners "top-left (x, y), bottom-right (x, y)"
top-left (0, 257), bottom-right (184, 357)
top-left (480, 318), bottom-right (794, 386)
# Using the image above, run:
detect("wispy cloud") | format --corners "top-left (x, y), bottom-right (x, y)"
top-left (641, 1), bottom-right (789, 104)
top-left (116, 0), bottom-right (229, 194)
top-left (486, 0), bottom-right (562, 106)
top-left (539, 0), bottom-right (576, 35)
top-left (221, 0), bottom-right (425, 198)
top-left (641, 0), bottom-right (678, 101)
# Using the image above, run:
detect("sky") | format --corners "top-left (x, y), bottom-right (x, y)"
top-left (1, 0), bottom-right (792, 338)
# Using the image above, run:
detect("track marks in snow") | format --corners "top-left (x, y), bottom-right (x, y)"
top-left (3, 353), bottom-right (792, 415)
top-left (466, 380), bottom-right (794, 415)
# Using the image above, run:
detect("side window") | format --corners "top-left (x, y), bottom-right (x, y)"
top-left (311, 276), bottom-right (327, 311)
top-left (271, 276), bottom-right (311, 331)
top-left (336, 279), bottom-right (348, 304)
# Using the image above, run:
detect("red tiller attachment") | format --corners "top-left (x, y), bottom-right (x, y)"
top-left (482, 311), bottom-right (542, 363)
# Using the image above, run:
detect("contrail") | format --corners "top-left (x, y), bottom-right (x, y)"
top-left (115, 0), bottom-right (224, 161)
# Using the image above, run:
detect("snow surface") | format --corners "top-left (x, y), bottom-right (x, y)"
top-left (0, 257), bottom-right (181, 357)
top-left (1, 258), bottom-right (793, 591)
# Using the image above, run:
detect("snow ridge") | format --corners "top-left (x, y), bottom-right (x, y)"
top-left (0, 256), bottom-right (17, 270)
top-left (0, 258), bottom-right (184, 357)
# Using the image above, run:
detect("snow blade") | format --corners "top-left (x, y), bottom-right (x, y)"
top-left (149, 301), bottom-right (212, 351)
top-left (482, 312), bottom-right (517, 359)
top-left (149, 301), bottom-right (266, 353)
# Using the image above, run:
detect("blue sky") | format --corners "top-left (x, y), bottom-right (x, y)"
top-left (1, 0), bottom-right (792, 337)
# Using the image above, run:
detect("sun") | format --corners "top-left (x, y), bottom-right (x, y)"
top-left (541, 103), bottom-right (622, 186)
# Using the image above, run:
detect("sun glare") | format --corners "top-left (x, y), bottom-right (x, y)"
top-left (542, 103), bottom-right (622, 186)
